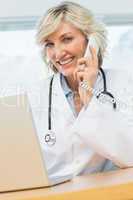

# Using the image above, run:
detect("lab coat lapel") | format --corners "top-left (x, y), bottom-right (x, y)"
top-left (52, 73), bottom-right (75, 121)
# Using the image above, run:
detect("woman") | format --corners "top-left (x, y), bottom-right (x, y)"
top-left (28, 1), bottom-right (133, 182)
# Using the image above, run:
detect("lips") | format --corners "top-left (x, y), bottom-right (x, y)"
top-left (57, 57), bottom-right (74, 67)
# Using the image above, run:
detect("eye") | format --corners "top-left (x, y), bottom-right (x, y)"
top-left (63, 37), bottom-right (73, 43)
top-left (45, 42), bottom-right (54, 48)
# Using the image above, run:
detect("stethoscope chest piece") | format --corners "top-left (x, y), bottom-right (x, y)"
top-left (45, 130), bottom-right (56, 146)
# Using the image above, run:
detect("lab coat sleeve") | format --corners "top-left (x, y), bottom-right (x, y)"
top-left (72, 94), bottom-right (133, 168)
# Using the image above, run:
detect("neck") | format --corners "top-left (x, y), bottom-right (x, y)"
top-left (65, 75), bottom-right (79, 92)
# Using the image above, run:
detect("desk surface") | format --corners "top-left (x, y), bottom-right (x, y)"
top-left (1, 168), bottom-right (133, 200)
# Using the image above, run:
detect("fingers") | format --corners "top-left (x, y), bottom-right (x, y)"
top-left (72, 47), bottom-right (99, 105)
top-left (76, 71), bottom-right (85, 82)
top-left (73, 64), bottom-right (85, 81)
top-left (74, 67), bottom-right (90, 83)
top-left (73, 47), bottom-right (98, 84)
top-left (77, 47), bottom-right (98, 68)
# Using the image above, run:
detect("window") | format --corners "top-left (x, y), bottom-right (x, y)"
top-left (0, 25), bottom-right (133, 88)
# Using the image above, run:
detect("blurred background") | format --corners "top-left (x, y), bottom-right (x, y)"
top-left (0, 0), bottom-right (133, 91)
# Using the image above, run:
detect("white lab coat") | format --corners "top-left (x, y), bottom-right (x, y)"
top-left (27, 68), bottom-right (133, 181)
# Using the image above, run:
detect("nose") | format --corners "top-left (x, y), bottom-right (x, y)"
top-left (54, 44), bottom-right (66, 60)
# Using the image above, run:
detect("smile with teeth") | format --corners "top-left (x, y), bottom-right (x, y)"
top-left (58, 57), bottom-right (73, 65)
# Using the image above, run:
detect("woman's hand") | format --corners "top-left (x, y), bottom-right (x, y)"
top-left (73, 47), bottom-right (99, 106)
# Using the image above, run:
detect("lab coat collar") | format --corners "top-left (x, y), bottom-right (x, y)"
top-left (56, 70), bottom-right (104, 97)
top-left (60, 74), bottom-right (72, 97)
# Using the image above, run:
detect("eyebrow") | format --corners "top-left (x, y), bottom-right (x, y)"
top-left (60, 32), bottom-right (73, 39)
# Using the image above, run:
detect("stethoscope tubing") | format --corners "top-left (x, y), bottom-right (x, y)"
top-left (98, 68), bottom-right (117, 109)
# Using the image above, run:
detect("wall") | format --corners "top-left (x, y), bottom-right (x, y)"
top-left (0, 0), bottom-right (133, 18)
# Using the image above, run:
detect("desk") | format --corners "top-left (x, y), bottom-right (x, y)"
top-left (1, 168), bottom-right (133, 200)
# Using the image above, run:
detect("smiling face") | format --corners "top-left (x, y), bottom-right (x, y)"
top-left (44, 20), bottom-right (87, 77)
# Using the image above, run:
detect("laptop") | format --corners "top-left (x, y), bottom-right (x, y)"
top-left (0, 93), bottom-right (71, 193)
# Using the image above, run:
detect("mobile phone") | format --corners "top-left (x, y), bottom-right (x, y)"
top-left (84, 36), bottom-right (99, 58)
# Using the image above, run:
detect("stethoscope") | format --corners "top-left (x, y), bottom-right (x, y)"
top-left (45, 68), bottom-right (117, 146)
top-left (96, 68), bottom-right (117, 109)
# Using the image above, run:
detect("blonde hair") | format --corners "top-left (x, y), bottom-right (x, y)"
top-left (36, 1), bottom-right (108, 72)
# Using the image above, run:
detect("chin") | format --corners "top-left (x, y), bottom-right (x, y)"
top-left (60, 68), bottom-right (74, 77)
top-left (59, 66), bottom-right (75, 77)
